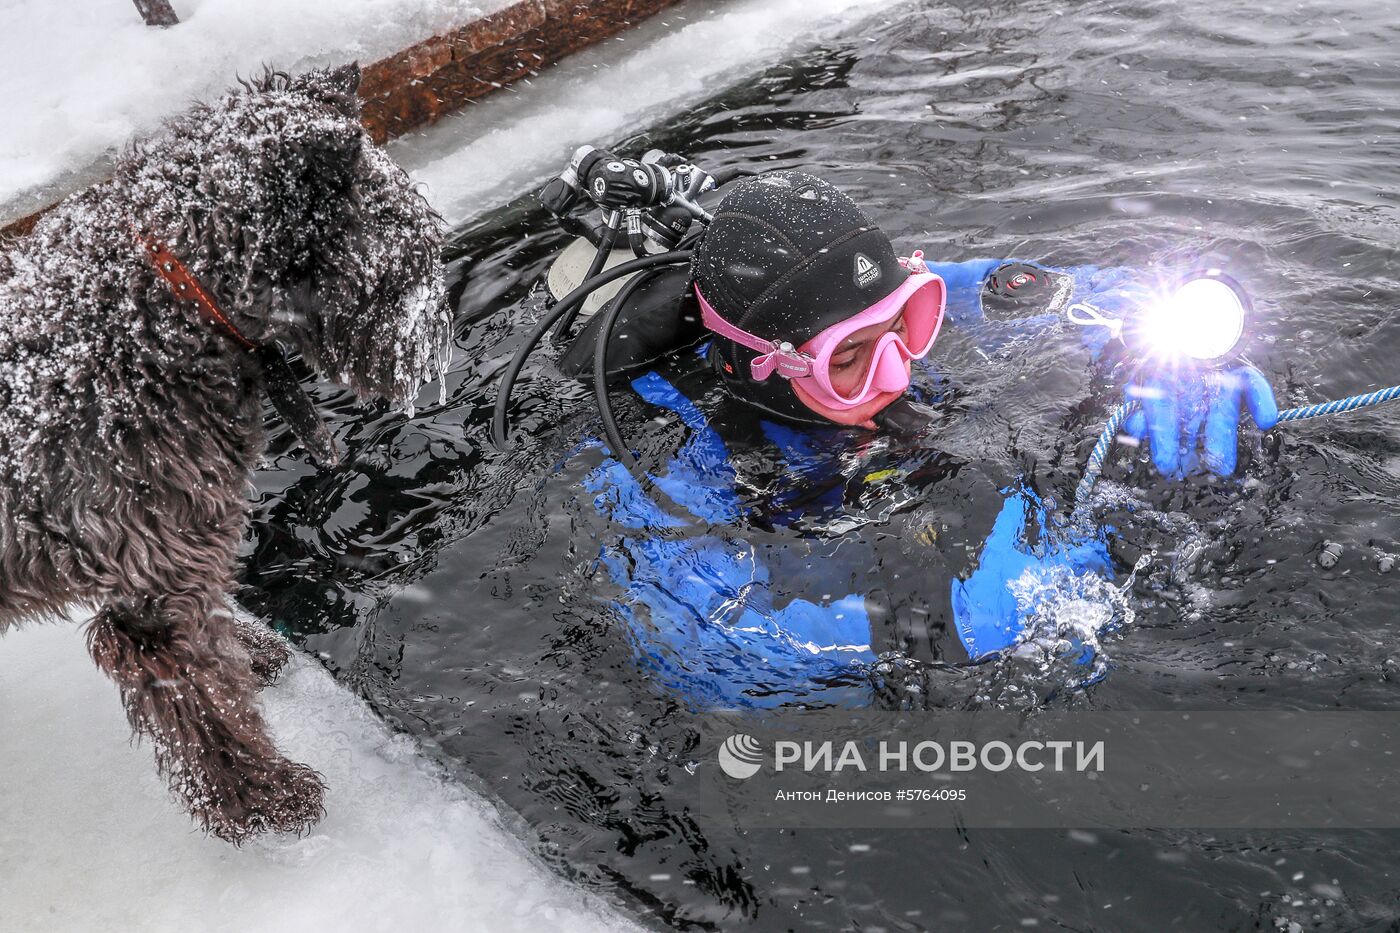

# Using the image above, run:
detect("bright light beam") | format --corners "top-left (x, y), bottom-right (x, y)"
top-left (1138, 273), bottom-right (1247, 364)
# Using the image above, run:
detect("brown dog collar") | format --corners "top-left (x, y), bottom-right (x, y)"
top-left (131, 225), bottom-right (341, 468)
top-left (133, 227), bottom-right (260, 351)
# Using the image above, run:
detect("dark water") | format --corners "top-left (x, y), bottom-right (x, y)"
top-left (243, 0), bottom-right (1400, 929)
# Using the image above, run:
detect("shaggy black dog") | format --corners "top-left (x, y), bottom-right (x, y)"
top-left (0, 65), bottom-right (451, 842)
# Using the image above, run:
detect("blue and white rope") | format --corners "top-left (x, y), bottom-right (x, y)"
top-left (1073, 383), bottom-right (1400, 509)
top-left (1073, 401), bottom-right (1138, 510)
top-left (1276, 384), bottom-right (1400, 422)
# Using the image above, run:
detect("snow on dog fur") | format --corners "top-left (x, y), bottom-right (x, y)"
top-left (0, 64), bottom-right (451, 843)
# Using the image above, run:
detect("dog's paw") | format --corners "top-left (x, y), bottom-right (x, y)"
top-left (206, 760), bottom-right (328, 845)
top-left (234, 617), bottom-right (292, 687)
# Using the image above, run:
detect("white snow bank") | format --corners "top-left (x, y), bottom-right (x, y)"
top-left (0, 0), bottom-right (898, 225)
top-left (392, 0), bottom-right (902, 225)
top-left (0, 0), bottom-right (513, 218)
top-left (0, 621), bottom-right (646, 933)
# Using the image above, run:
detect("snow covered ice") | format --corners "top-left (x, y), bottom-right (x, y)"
top-left (393, 0), bottom-right (895, 226)
top-left (0, 0), bottom-right (894, 227)
top-left (0, 0), bottom-right (514, 220)
top-left (0, 619), bottom-right (645, 933)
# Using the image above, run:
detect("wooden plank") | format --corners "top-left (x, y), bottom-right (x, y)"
top-left (132, 0), bottom-right (179, 27)
top-left (359, 0), bottom-right (681, 143)
top-left (2, 0), bottom-right (684, 238)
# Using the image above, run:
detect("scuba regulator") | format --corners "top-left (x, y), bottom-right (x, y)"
top-left (494, 145), bottom-right (750, 480)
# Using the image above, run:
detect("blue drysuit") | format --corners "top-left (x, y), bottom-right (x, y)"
top-left (571, 259), bottom-right (1148, 708)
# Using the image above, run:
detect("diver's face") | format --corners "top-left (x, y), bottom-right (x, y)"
top-left (791, 311), bottom-right (912, 427)
top-left (827, 312), bottom-right (911, 395)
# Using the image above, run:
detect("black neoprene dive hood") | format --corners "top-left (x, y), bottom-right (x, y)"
top-left (693, 171), bottom-right (915, 424)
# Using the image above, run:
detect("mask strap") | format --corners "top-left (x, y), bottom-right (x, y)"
top-left (695, 285), bottom-right (813, 380)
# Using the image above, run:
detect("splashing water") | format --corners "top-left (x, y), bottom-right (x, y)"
top-left (998, 549), bottom-right (1154, 691)
top-left (1081, 478), bottom-right (1217, 588)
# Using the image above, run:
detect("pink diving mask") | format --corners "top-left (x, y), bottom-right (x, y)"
top-left (696, 253), bottom-right (947, 411)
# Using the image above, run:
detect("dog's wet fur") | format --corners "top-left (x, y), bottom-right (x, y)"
top-left (0, 65), bottom-right (450, 843)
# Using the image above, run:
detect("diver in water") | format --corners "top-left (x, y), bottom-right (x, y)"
top-left (496, 150), bottom-right (1279, 708)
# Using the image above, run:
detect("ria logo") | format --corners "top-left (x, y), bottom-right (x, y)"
top-left (854, 253), bottom-right (882, 288)
top-left (718, 734), bottom-right (764, 779)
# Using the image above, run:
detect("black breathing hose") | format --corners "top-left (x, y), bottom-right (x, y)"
top-left (592, 268), bottom-right (665, 483)
top-left (552, 214), bottom-right (621, 340)
top-left (491, 249), bottom-right (693, 449)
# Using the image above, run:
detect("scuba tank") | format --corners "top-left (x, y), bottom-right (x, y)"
top-left (547, 237), bottom-right (705, 380)
top-left (538, 147), bottom-right (735, 380)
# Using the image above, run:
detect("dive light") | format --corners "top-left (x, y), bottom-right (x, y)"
top-left (1134, 269), bottom-right (1250, 365)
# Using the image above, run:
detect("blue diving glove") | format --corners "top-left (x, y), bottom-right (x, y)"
top-left (1122, 363), bottom-right (1279, 477)
top-left (951, 485), bottom-right (1111, 661)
